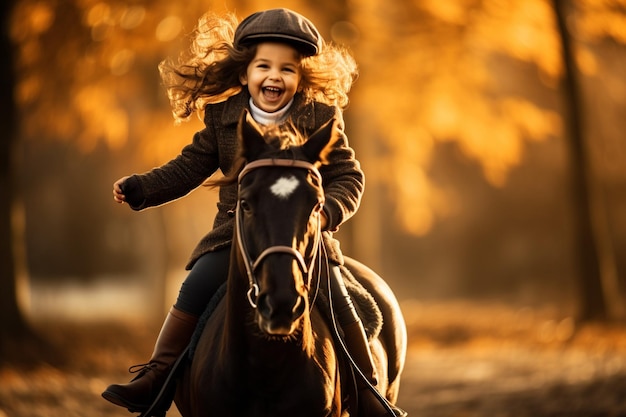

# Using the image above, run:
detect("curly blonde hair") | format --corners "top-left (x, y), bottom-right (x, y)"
top-left (159, 11), bottom-right (358, 123)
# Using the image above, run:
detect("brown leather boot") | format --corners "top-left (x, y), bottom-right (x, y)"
top-left (102, 306), bottom-right (198, 412)
top-left (342, 320), bottom-right (408, 417)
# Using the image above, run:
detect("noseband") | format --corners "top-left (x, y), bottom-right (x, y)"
top-left (236, 158), bottom-right (324, 309)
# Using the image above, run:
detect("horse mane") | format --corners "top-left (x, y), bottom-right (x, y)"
top-left (204, 120), bottom-right (306, 189)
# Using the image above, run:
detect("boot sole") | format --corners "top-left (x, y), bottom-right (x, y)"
top-left (101, 390), bottom-right (149, 412)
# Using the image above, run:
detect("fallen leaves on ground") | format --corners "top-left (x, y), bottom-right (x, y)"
top-left (2, 301), bottom-right (626, 416)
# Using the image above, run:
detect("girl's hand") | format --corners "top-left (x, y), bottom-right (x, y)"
top-left (113, 176), bottom-right (130, 204)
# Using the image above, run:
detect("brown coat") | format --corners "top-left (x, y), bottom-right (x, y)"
top-left (125, 90), bottom-right (364, 269)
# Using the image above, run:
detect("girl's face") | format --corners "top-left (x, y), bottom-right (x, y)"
top-left (240, 42), bottom-right (302, 113)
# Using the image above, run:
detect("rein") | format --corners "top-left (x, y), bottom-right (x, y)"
top-left (235, 158), bottom-right (324, 309)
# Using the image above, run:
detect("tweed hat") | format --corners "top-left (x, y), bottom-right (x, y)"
top-left (234, 8), bottom-right (322, 56)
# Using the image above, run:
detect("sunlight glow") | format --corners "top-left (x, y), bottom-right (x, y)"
top-left (9, 2), bottom-right (55, 41)
top-left (480, 0), bottom-right (562, 78)
top-left (15, 39), bottom-right (42, 67)
top-left (501, 99), bottom-right (562, 142)
top-left (577, 0), bottom-right (626, 42)
top-left (120, 6), bottom-right (146, 30)
top-left (576, 47), bottom-right (599, 75)
top-left (15, 76), bottom-right (42, 105)
top-left (422, 0), bottom-right (467, 25)
top-left (109, 49), bottom-right (136, 76)
top-left (85, 3), bottom-right (114, 42)
top-left (29, 2), bottom-right (55, 34)
top-left (394, 166), bottom-right (435, 236)
top-left (86, 3), bottom-right (112, 27)
top-left (156, 16), bottom-right (183, 42)
top-left (73, 86), bottom-right (128, 151)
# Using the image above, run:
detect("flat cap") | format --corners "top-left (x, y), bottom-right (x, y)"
top-left (234, 8), bottom-right (322, 56)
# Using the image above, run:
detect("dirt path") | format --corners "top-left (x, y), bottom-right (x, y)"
top-left (397, 301), bottom-right (626, 416)
top-left (398, 344), bottom-right (626, 416)
top-left (2, 301), bottom-right (626, 416)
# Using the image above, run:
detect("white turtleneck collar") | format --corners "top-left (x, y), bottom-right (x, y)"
top-left (249, 98), bottom-right (294, 126)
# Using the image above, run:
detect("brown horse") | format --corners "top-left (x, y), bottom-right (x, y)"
top-left (173, 113), bottom-right (407, 417)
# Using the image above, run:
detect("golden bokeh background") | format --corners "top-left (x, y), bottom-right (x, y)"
top-left (1, 1), bottom-right (626, 416)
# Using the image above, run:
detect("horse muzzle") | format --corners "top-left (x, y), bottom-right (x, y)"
top-left (255, 292), bottom-right (306, 336)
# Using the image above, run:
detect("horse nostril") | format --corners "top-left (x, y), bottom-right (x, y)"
top-left (292, 295), bottom-right (306, 318)
top-left (257, 294), bottom-right (272, 318)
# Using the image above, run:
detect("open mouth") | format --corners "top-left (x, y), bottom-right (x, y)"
top-left (262, 86), bottom-right (283, 100)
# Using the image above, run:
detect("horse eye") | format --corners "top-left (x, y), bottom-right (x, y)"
top-left (240, 199), bottom-right (251, 211)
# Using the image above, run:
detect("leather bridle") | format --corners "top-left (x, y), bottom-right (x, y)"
top-left (235, 158), bottom-right (324, 309)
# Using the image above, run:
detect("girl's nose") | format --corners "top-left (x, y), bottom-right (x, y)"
top-left (268, 69), bottom-right (280, 80)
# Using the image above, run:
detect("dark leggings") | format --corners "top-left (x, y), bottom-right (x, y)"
top-left (174, 247), bottom-right (358, 325)
top-left (174, 247), bottom-right (230, 316)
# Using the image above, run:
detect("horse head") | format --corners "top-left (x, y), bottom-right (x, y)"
top-left (235, 110), bottom-right (338, 337)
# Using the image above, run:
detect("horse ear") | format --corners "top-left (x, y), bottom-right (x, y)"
top-left (238, 109), bottom-right (266, 161)
top-left (302, 118), bottom-right (339, 165)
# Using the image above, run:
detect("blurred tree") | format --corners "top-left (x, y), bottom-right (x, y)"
top-left (349, 0), bottom-right (625, 320)
top-left (0, 0), bottom-right (47, 364)
top-left (0, 0), bottom-right (191, 358)
top-left (0, 0), bottom-right (18, 332)
top-left (350, 0), bottom-right (564, 234)
top-left (552, 0), bottom-right (605, 321)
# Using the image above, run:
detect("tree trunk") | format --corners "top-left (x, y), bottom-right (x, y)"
top-left (552, 0), bottom-right (606, 321)
top-left (0, 0), bottom-right (25, 342)
top-left (0, 0), bottom-right (57, 365)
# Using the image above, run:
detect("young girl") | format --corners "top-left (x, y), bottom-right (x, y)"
top-left (102, 8), bottom-right (405, 417)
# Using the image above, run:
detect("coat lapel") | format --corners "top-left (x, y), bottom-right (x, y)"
top-left (221, 89), bottom-right (249, 126)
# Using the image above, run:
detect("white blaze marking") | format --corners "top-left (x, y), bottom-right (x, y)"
top-left (270, 175), bottom-right (299, 199)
